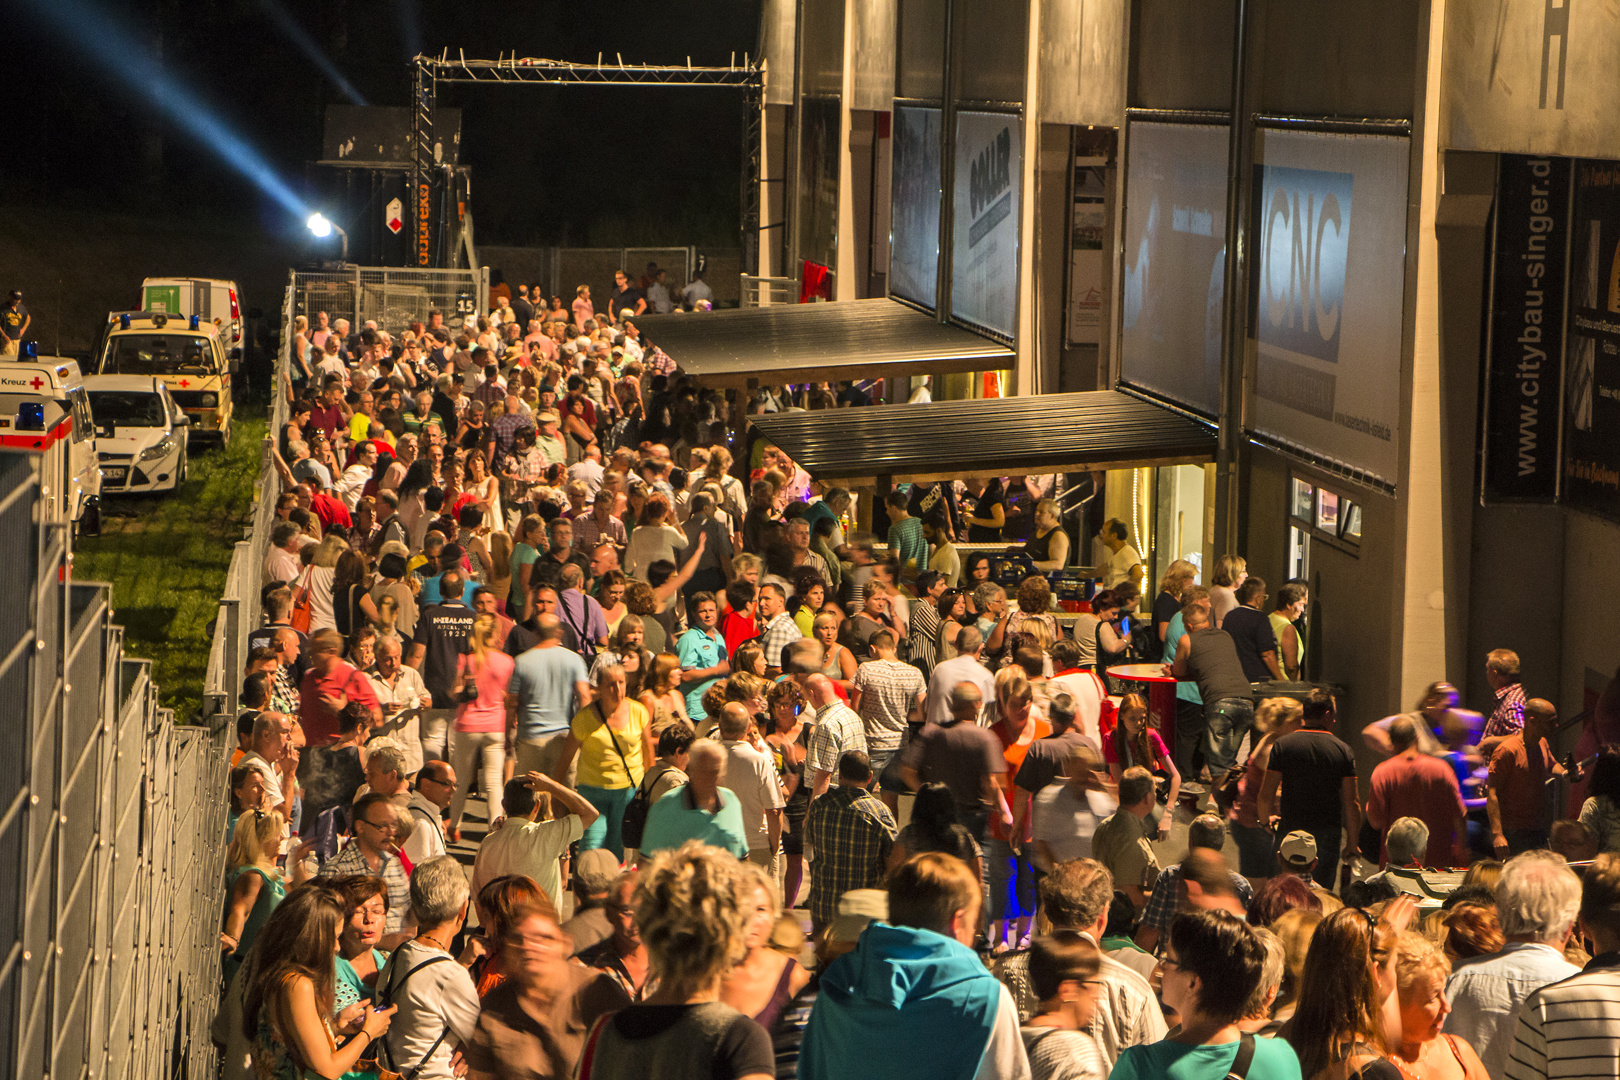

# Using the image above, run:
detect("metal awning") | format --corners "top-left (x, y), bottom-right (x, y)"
top-left (634, 297), bottom-right (1015, 387)
top-left (748, 390), bottom-right (1217, 485)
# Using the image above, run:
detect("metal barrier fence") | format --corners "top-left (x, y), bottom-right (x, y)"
top-left (290, 264), bottom-right (490, 337)
top-left (741, 273), bottom-right (799, 306)
top-left (0, 442), bottom-right (231, 1079)
top-left (203, 275), bottom-right (293, 723)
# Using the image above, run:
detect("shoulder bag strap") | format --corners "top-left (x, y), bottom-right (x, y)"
top-left (595, 704), bottom-right (631, 772)
top-left (1225, 1033), bottom-right (1257, 1080)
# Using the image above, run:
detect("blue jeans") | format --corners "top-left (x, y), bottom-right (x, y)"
top-left (985, 838), bottom-right (1036, 922)
top-left (1204, 697), bottom-right (1255, 776)
top-left (578, 783), bottom-right (635, 860)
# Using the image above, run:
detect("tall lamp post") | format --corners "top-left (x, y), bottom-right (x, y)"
top-left (306, 212), bottom-right (349, 262)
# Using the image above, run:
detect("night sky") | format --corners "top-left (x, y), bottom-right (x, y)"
top-left (8, 0), bottom-right (758, 248)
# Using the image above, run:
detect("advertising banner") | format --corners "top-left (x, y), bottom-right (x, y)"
top-left (1066, 156), bottom-right (1107, 346)
top-left (950, 110), bottom-right (1021, 339)
top-left (1250, 130), bottom-right (1410, 485)
top-left (1483, 155), bottom-right (1569, 503)
top-left (1564, 160), bottom-right (1620, 519)
top-left (1118, 122), bottom-right (1229, 416)
top-left (890, 105), bottom-right (942, 310)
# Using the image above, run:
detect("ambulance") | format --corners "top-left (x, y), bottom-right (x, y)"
top-left (140, 277), bottom-right (245, 354)
top-left (0, 347), bottom-right (102, 532)
top-left (97, 311), bottom-right (234, 444)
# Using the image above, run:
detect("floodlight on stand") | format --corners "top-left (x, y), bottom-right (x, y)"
top-left (307, 212), bottom-right (333, 238)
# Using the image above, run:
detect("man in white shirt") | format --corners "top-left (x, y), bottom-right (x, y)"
top-left (376, 857), bottom-right (480, 1080)
top-left (717, 704), bottom-right (787, 880)
top-left (567, 443), bottom-right (606, 499)
top-left (992, 858), bottom-right (1168, 1064)
top-left (402, 761), bottom-right (455, 866)
top-left (471, 774), bottom-right (598, 913)
top-left (1448, 851), bottom-right (1582, 1080)
top-left (923, 626), bottom-right (997, 725)
top-left (1099, 518), bottom-right (1144, 590)
top-left (1505, 852), bottom-right (1620, 1080)
top-left (264, 522), bottom-right (304, 586)
top-left (367, 636), bottom-right (431, 775)
top-left (334, 440), bottom-right (376, 511)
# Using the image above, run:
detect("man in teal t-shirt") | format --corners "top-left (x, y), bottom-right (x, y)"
top-left (637, 739), bottom-right (749, 859)
top-left (885, 490), bottom-right (928, 581)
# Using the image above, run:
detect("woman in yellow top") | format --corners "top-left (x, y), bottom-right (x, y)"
top-left (554, 663), bottom-right (654, 859)
top-left (1269, 581), bottom-right (1309, 680)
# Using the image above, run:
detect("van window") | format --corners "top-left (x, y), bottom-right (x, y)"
top-left (103, 334), bottom-right (216, 376)
top-left (67, 388), bottom-right (93, 443)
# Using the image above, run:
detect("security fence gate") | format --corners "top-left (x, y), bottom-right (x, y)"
top-left (0, 442), bottom-right (230, 1079)
top-left (290, 264), bottom-right (489, 337)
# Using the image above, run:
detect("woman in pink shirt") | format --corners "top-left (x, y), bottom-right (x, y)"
top-left (448, 612), bottom-right (515, 840)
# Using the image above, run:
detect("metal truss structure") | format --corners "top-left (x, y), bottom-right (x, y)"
top-left (410, 51), bottom-right (765, 270)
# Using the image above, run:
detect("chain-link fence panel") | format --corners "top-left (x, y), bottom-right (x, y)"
top-left (289, 266), bottom-right (488, 339)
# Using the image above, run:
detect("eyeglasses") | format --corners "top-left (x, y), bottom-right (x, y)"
top-left (1157, 956), bottom-right (1182, 972)
top-left (357, 817), bottom-right (394, 832)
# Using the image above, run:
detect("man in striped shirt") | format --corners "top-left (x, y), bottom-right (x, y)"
top-left (1505, 851), bottom-right (1620, 1079)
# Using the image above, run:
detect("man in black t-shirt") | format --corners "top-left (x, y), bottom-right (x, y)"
top-left (1, 291), bottom-right (29, 356)
top-left (607, 271), bottom-right (646, 321)
top-left (1258, 688), bottom-right (1361, 889)
top-left (1221, 577), bottom-right (1283, 682)
top-left (406, 569), bottom-right (475, 765)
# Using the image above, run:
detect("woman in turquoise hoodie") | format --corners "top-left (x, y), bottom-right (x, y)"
top-left (800, 852), bottom-right (1028, 1080)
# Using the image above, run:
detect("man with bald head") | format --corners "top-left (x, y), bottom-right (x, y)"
top-left (717, 703), bottom-right (786, 877)
top-left (901, 681), bottom-right (1011, 845)
top-left (805, 674), bottom-right (868, 801)
top-left (1488, 697), bottom-right (1566, 856)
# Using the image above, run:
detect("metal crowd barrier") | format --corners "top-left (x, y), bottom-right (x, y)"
top-left (202, 276), bottom-right (293, 724)
top-left (0, 441), bottom-right (231, 1078)
top-left (290, 264), bottom-right (489, 337)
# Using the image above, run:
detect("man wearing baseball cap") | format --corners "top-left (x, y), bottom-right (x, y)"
top-left (1277, 830), bottom-right (1345, 912)
top-left (1, 291), bottom-right (28, 357)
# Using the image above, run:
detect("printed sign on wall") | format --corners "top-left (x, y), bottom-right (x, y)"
top-left (950, 110), bottom-right (1021, 340)
top-left (1483, 155), bottom-right (1569, 503)
top-left (890, 105), bottom-right (942, 310)
top-left (1250, 129), bottom-right (1410, 485)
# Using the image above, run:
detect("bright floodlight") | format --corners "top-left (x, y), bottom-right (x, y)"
top-left (307, 212), bottom-right (333, 238)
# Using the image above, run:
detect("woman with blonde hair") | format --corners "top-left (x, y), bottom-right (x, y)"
top-left (1153, 558), bottom-right (1200, 643)
top-left (1270, 907), bottom-right (1323, 1029)
top-left (303, 533), bottom-right (350, 632)
top-left (1209, 554), bottom-right (1248, 629)
top-left (221, 809), bottom-right (298, 984)
top-left (558, 663), bottom-right (654, 858)
top-left (291, 314), bottom-right (313, 386)
top-left (814, 612), bottom-right (856, 693)
top-left (448, 611), bottom-right (515, 840)
top-left (594, 612), bottom-right (653, 695)
top-left (1388, 932), bottom-right (1489, 1079)
top-left (638, 652), bottom-right (690, 730)
top-left (720, 864), bottom-right (811, 1029)
top-left (578, 842), bottom-right (773, 1080)
top-left (244, 884), bottom-right (395, 1078)
top-left (1229, 697), bottom-right (1305, 884)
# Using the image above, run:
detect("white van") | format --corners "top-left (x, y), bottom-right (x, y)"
top-left (140, 277), bottom-right (244, 353)
top-left (0, 349), bottom-right (101, 531)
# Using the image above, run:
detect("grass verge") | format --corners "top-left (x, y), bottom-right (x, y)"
top-left (74, 403), bottom-right (267, 720)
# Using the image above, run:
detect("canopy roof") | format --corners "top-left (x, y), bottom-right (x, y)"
top-left (748, 390), bottom-right (1217, 485)
top-left (635, 297), bottom-right (1014, 387)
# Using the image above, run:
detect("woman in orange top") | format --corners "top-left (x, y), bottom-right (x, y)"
top-left (988, 666), bottom-right (1050, 951)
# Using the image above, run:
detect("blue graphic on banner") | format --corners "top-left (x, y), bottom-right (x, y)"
top-left (1256, 165), bottom-right (1353, 365)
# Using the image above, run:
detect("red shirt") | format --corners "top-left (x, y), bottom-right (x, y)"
top-left (1489, 732), bottom-right (1556, 833)
top-left (298, 662), bottom-right (381, 746)
top-left (307, 403), bottom-right (344, 438)
top-left (720, 609), bottom-right (760, 659)
top-left (309, 491), bottom-right (353, 530)
top-left (1368, 750), bottom-right (1468, 867)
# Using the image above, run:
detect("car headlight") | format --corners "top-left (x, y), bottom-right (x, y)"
top-left (199, 393), bottom-right (218, 408)
top-left (139, 436), bottom-right (175, 461)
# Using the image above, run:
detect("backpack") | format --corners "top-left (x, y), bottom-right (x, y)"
top-left (621, 765), bottom-right (683, 850)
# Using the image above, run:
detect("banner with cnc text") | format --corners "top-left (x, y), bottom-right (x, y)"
top-left (1483, 155), bottom-right (1568, 503)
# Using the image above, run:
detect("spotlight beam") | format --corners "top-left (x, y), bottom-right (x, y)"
top-left (258, 0), bottom-right (369, 107)
top-left (23, 0), bottom-right (308, 217)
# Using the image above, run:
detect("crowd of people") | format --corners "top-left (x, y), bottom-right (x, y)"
top-left (211, 285), bottom-right (1620, 1079)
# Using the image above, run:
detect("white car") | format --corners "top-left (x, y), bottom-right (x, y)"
top-left (84, 375), bottom-right (190, 494)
